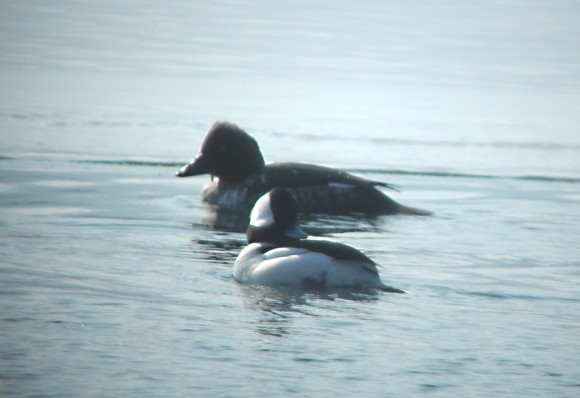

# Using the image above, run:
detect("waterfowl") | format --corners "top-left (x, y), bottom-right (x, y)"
top-left (176, 121), bottom-right (430, 216)
top-left (233, 188), bottom-right (405, 292)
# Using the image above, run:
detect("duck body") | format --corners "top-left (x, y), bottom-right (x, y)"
top-left (200, 162), bottom-right (406, 214)
top-left (234, 240), bottom-right (400, 291)
top-left (177, 121), bottom-right (430, 216)
top-left (232, 188), bottom-right (404, 292)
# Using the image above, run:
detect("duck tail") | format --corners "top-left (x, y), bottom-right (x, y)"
top-left (381, 284), bottom-right (407, 293)
top-left (397, 205), bottom-right (432, 216)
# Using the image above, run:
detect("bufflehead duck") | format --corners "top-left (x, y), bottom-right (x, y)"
top-left (233, 188), bottom-right (405, 292)
top-left (176, 121), bottom-right (430, 215)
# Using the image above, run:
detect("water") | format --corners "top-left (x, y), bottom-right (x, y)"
top-left (1, 1), bottom-right (580, 397)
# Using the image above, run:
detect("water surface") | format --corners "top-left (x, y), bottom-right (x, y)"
top-left (1, 1), bottom-right (580, 397)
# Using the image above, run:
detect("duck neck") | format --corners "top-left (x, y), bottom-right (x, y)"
top-left (246, 225), bottom-right (300, 246)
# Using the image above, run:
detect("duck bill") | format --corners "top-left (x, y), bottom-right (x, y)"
top-left (175, 153), bottom-right (209, 177)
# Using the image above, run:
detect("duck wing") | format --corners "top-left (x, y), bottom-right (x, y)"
top-left (294, 238), bottom-right (379, 275)
top-left (247, 162), bottom-right (399, 192)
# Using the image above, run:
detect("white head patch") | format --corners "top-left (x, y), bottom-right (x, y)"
top-left (249, 193), bottom-right (275, 228)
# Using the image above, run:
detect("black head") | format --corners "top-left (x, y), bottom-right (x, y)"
top-left (176, 121), bottom-right (266, 183)
top-left (246, 188), bottom-right (307, 244)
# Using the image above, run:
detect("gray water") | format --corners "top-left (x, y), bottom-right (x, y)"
top-left (1, 1), bottom-right (580, 397)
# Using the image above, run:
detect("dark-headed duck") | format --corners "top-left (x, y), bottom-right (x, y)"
top-left (176, 121), bottom-right (430, 215)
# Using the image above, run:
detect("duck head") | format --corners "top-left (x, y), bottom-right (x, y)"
top-left (176, 121), bottom-right (266, 183)
top-left (246, 188), bottom-right (308, 244)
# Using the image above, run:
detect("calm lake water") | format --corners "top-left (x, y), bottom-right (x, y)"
top-left (1, 1), bottom-right (580, 397)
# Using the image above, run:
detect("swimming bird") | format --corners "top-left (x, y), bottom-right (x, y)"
top-left (233, 188), bottom-right (405, 292)
top-left (176, 121), bottom-right (430, 215)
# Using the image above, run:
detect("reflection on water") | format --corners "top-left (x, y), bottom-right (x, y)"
top-left (300, 213), bottom-right (385, 236)
top-left (198, 208), bottom-right (251, 233)
top-left (197, 206), bottom-right (388, 235)
top-left (191, 235), bottom-right (244, 265)
top-left (235, 284), bottom-right (381, 338)
top-left (237, 285), bottom-right (311, 338)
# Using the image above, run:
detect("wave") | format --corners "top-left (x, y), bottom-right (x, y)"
top-left (274, 133), bottom-right (580, 152)
top-left (69, 159), bottom-right (580, 184)
top-left (74, 159), bottom-right (181, 168)
top-left (348, 168), bottom-right (580, 184)
top-left (366, 138), bottom-right (580, 151)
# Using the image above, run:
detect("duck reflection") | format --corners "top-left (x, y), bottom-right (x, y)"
top-left (198, 207), bottom-right (387, 235)
top-left (199, 208), bottom-right (250, 233)
top-left (299, 212), bottom-right (385, 236)
top-left (235, 284), bottom-right (381, 338)
top-left (191, 234), bottom-right (244, 265)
